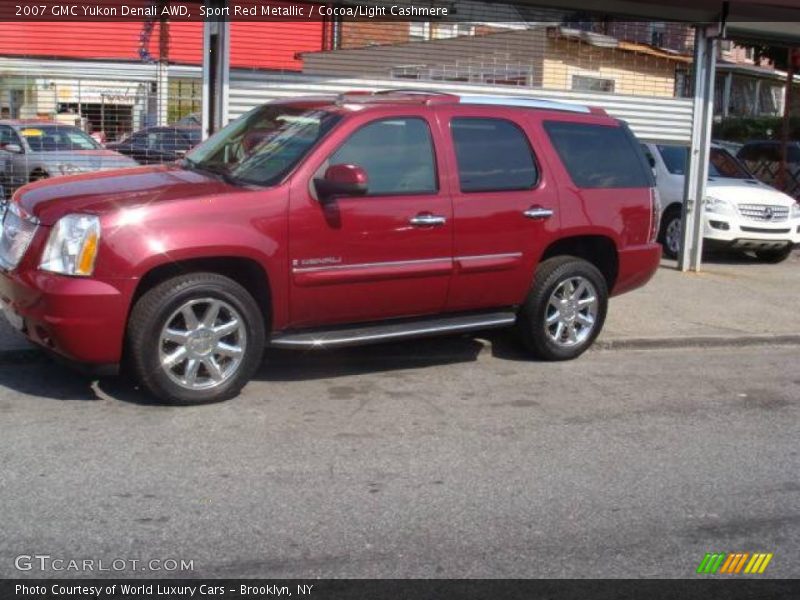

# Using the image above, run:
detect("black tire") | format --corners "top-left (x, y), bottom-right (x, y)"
top-left (517, 256), bottom-right (608, 361)
top-left (658, 205), bottom-right (682, 260)
top-left (127, 272), bottom-right (265, 405)
top-left (754, 245), bottom-right (793, 264)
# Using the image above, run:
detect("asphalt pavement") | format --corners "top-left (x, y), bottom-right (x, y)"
top-left (1, 342), bottom-right (798, 578)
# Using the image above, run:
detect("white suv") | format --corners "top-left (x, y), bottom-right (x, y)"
top-left (643, 143), bottom-right (800, 263)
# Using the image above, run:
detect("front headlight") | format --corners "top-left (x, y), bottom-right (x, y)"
top-left (39, 214), bottom-right (100, 276)
top-left (57, 163), bottom-right (85, 176)
top-left (0, 202), bottom-right (39, 270)
top-left (704, 196), bottom-right (736, 216)
top-left (791, 202), bottom-right (800, 219)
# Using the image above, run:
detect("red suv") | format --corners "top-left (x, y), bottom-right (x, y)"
top-left (0, 91), bottom-right (661, 404)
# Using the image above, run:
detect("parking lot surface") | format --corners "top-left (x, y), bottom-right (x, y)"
top-left (1, 341), bottom-right (798, 578)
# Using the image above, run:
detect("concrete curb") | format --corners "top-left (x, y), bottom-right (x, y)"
top-left (594, 333), bottom-right (800, 351)
top-left (0, 333), bottom-right (798, 366)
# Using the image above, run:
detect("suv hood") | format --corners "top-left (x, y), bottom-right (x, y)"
top-left (15, 164), bottom-right (244, 225)
top-left (706, 178), bottom-right (797, 208)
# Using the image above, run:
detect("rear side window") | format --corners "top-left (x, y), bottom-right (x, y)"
top-left (544, 121), bottom-right (651, 188)
top-left (450, 118), bottom-right (538, 192)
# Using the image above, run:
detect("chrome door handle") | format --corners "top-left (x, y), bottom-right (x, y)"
top-left (410, 214), bottom-right (447, 227)
top-left (523, 207), bottom-right (554, 220)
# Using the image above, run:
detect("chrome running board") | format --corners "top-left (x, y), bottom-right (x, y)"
top-left (269, 310), bottom-right (517, 349)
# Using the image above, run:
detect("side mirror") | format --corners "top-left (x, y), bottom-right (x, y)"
top-left (646, 155), bottom-right (656, 168)
top-left (314, 164), bottom-right (368, 203)
top-left (1, 143), bottom-right (22, 154)
top-left (174, 149), bottom-right (187, 158)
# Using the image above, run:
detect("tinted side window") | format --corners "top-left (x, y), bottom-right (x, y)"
top-left (0, 126), bottom-right (18, 146)
top-left (657, 144), bottom-right (688, 175)
top-left (330, 118), bottom-right (436, 196)
top-left (451, 118), bottom-right (538, 192)
top-left (544, 121), bottom-right (651, 188)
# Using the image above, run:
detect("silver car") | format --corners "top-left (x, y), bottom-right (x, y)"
top-left (0, 120), bottom-right (138, 198)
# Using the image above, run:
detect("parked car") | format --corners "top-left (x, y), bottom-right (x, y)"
top-left (107, 126), bottom-right (202, 164)
top-left (0, 91), bottom-right (661, 404)
top-left (176, 113), bottom-right (201, 127)
top-left (0, 120), bottom-right (138, 198)
top-left (643, 142), bottom-right (800, 262)
top-left (737, 140), bottom-right (800, 199)
top-left (713, 139), bottom-right (743, 156)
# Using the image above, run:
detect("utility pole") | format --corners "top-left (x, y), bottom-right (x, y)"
top-left (202, 0), bottom-right (230, 139)
top-left (678, 25), bottom-right (719, 272)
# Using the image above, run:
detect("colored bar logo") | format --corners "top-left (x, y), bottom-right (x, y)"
top-left (696, 552), bottom-right (773, 574)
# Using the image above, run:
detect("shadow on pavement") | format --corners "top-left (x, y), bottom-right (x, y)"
top-left (659, 247), bottom-right (799, 269)
top-left (3, 328), bottom-right (532, 406)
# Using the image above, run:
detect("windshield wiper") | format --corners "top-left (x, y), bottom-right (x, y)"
top-left (182, 157), bottom-right (242, 186)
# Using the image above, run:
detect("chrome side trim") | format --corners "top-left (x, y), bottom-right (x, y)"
top-left (293, 257), bottom-right (451, 273)
top-left (270, 313), bottom-right (517, 349)
top-left (292, 254), bottom-right (523, 274)
top-left (456, 252), bottom-right (522, 262)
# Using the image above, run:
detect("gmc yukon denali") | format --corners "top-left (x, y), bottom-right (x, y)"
top-left (0, 91), bottom-right (661, 404)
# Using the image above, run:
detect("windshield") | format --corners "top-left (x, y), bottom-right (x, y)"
top-left (19, 125), bottom-right (101, 152)
top-left (186, 103), bottom-right (341, 186)
top-left (657, 145), bottom-right (753, 179)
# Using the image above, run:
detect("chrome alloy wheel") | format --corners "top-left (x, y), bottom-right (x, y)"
top-left (665, 216), bottom-right (682, 257)
top-left (544, 276), bottom-right (599, 348)
top-left (158, 298), bottom-right (247, 391)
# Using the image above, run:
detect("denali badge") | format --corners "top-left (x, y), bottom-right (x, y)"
top-left (293, 257), bottom-right (343, 267)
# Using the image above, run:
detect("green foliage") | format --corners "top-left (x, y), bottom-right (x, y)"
top-left (713, 116), bottom-right (800, 142)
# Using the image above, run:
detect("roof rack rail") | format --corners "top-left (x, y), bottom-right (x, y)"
top-left (373, 88), bottom-right (452, 96)
top-left (457, 94), bottom-right (593, 114)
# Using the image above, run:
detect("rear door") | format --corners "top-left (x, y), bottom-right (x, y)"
top-left (287, 108), bottom-right (454, 328)
top-left (435, 107), bottom-right (561, 312)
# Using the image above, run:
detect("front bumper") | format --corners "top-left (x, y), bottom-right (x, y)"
top-left (703, 214), bottom-right (800, 248)
top-left (0, 266), bottom-right (135, 367)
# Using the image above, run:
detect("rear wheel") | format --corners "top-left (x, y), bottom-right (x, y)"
top-left (517, 256), bottom-right (608, 361)
top-left (754, 245), bottom-right (793, 264)
top-left (127, 273), bottom-right (265, 404)
top-left (659, 206), bottom-right (682, 259)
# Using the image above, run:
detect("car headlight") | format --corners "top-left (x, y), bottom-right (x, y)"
top-left (704, 196), bottom-right (736, 216)
top-left (791, 202), bottom-right (800, 219)
top-left (0, 202), bottom-right (39, 270)
top-left (57, 163), bottom-right (84, 176)
top-left (39, 214), bottom-right (100, 276)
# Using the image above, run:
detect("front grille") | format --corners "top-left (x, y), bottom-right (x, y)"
top-left (737, 204), bottom-right (789, 222)
top-left (740, 226), bottom-right (791, 234)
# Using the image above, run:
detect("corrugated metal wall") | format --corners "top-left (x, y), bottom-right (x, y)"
top-left (0, 57), bottom-right (693, 143)
top-left (229, 71), bottom-right (693, 142)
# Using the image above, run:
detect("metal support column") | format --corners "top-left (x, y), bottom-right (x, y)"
top-left (202, 0), bottom-right (230, 140)
top-left (679, 26), bottom-right (718, 272)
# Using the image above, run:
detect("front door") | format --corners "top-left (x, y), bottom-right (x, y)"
top-left (287, 111), bottom-right (453, 328)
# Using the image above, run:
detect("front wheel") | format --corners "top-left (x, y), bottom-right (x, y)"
top-left (127, 273), bottom-right (265, 404)
top-left (517, 256), bottom-right (608, 361)
top-left (755, 245), bottom-right (793, 264)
